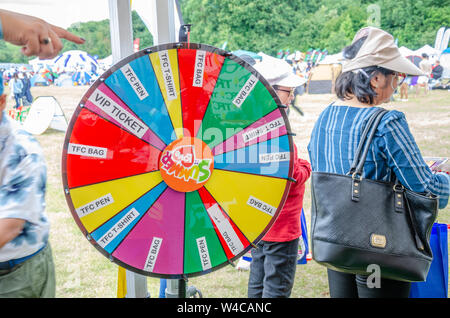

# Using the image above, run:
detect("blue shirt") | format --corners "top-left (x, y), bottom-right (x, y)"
top-left (308, 104), bottom-right (449, 209)
top-left (0, 112), bottom-right (49, 261)
top-left (9, 78), bottom-right (23, 95)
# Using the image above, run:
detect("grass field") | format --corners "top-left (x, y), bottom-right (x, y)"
top-left (6, 85), bottom-right (449, 298)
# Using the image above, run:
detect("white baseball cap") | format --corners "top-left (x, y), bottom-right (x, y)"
top-left (254, 53), bottom-right (306, 88)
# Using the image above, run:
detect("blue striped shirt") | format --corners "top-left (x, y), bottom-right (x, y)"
top-left (308, 104), bottom-right (449, 209)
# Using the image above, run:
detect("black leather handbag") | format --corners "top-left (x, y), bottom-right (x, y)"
top-left (310, 108), bottom-right (438, 282)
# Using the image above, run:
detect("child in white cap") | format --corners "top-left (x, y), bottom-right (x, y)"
top-left (247, 54), bottom-right (311, 298)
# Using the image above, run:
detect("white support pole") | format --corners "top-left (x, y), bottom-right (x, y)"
top-left (108, 0), bottom-right (149, 298)
top-left (125, 269), bottom-right (150, 298)
top-left (152, 0), bottom-right (183, 297)
top-left (153, 0), bottom-right (177, 44)
top-left (108, 0), bottom-right (187, 299)
top-left (108, 0), bottom-right (134, 64)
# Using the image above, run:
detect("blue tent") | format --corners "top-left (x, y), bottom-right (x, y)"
top-left (30, 74), bottom-right (50, 86)
top-left (53, 50), bottom-right (98, 73)
top-left (232, 50), bottom-right (262, 60)
top-left (55, 74), bottom-right (74, 87)
top-left (72, 71), bottom-right (92, 85)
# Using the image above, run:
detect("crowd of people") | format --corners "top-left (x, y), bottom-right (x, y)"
top-left (398, 53), bottom-right (446, 101)
top-left (0, 7), bottom-right (449, 300)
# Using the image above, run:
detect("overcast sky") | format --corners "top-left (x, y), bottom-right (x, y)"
top-left (1, 0), bottom-right (110, 28)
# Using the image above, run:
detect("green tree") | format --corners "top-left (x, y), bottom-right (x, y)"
top-left (0, 10), bottom-right (152, 63)
top-left (181, 0), bottom-right (302, 55)
top-left (61, 11), bottom-right (152, 59)
top-left (1, 1), bottom-right (448, 63)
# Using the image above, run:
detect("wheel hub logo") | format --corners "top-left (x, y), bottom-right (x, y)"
top-left (159, 137), bottom-right (214, 192)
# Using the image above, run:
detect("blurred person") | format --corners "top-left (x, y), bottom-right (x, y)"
top-left (429, 60), bottom-right (443, 90)
top-left (292, 52), bottom-right (307, 77)
top-left (308, 27), bottom-right (449, 298)
top-left (0, 8), bottom-right (85, 59)
top-left (399, 76), bottom-right (410, 101)
top-left (247, 55), bottom-right (311, 298)
top-left (291, 52), bottom-right (307, 111)
top-left (417, 53), bottom-right (431, 96)
top-left (0, 75), bottom-right (55, 297)
top-left (21, 72), bottom-right (32, 106)
top-left (0, 74), bottom-right (55, 298)
top-left (431, 60), bottom-right (443, 80)
top-left (399, 82), bottom-right (408, 101)
top-left (9, 73), bottom-right (23, 109)
top-left (0, 7), bottom-right (85, 299)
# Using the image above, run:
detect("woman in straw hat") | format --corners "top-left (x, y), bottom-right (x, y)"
top-left (307, 27), bottom-right (449, 298)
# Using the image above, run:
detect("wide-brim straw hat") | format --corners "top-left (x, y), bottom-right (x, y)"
top-left (342, 27), bottom-right (425, 76)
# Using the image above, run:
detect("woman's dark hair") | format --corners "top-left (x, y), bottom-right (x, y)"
top-left (335, 36), bottom-right (395, 104)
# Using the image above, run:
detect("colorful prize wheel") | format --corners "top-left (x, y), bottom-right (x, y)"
top-left (62, 43), bottom-right (295, 278)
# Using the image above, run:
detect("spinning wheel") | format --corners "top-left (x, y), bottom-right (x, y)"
top-left (62, 43), bottom-right (295, 278)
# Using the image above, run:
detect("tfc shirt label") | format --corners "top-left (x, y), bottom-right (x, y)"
top-left (97, 208), bottom-right (139, 248)
top-left (242, 118), bottom-right (284, 143)
top-left (159, 50), bottom-right (177, 100)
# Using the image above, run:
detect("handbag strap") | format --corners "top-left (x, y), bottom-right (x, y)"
top-left (349, 108), bottom-right (388, 176)
top-left (346, 109), bottom-right (425, 251)
top-left (349, 108), bottom-right (388, 202)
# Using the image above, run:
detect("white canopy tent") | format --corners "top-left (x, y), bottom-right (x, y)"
top-left (28, 56), bottom-right (58, 72)
top-left (439, 49), bottom-right (450, 78)
top-left (413, 44), bottom-right (441, 58)
top-left (318, 52), bottom-right (343, 65)
top-left (399, 46), bottom-right (415, 57)
top-left (97, 55), bottom-right (113, 71)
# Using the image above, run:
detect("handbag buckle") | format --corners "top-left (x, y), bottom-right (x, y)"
top-left (352, 172), bottom-right (362, 181)
top-left (351, 172), bottom-right (362, 202)
top-left (393, 183), bottom-right (405, 213)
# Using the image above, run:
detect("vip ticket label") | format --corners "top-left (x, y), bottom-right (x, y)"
top-left (144, 237), bottom-right (163, 272)
top-left (120, 64), bottom-right (149, 100)
top-left (192, 50), bottom-right (206, 87)
top-left (68, 143), bottom-right (108, 159)
top-left (196, 236), bottom-right (212, 271)
top-left (232, 75), bottom-right (258, 108)
top-left (259, 152), bottom-right (290, 163)
top-left (247, 196), bottom-right (276, 217)
top-left (159, 50), bottom-right (177, 101)
top-left (97, 208), bottom-right (139, 248)
top-left (206, 204), bottom-right (244, 256)
top-left (88, 89), bottom-right (148, 138)
top-left (76, 193), bottom-right (114, 218)
top-left (242, 118), bottom-right (284, 143)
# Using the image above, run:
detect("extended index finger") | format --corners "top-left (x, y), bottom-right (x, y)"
top-left (50, 24), bottom-right (85, 44)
